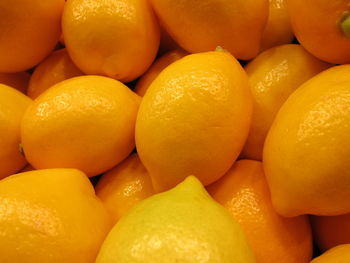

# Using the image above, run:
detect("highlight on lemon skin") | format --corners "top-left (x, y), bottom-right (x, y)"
top-left (0, 168), bottom-right (113, 263)
top-left (260, 0), bottom-right (294, 51)
top-left (241, 44), bottom-right (330, 161)
top-left (62, 0), bottom-right (160, 82)
top-left (135, 50), bottom-right (252, 192)
top-left (263, 64), bottom-right (350, 217)
top-left (208, 160), bottom-right (312, 263)
top-left (135, 49), bottom-right (188, 97)
top-left (27, 48), bottom-right (84, 99)
top-left (21, 75), bottom-right (141, 177)
top-left (96, 176), bottom-right (256, 263)
top-left (95, 153), bottom-right (155, 224)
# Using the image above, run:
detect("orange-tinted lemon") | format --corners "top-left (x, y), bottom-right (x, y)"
top-left (287, 0), bottom-right (350, 64)
top-left (208, 160), bottom-right (312, 263)
top-left (312, 213), bottom-right (350, 251)
top-left (241, 44), bottom-right (330, 160)
top-left (28, 49), bottom-right (83, 99)
top-left (21, 76), bottom-right (140, 177)
top-left (62, 0), bottom-right (160, 82)
top-left (260, 0), bottom-right (294, 51)
top-left (150, 0), bottom-right (269, 60)
top-left (136, 51), bottom-right (252, 192)
top-left (0, 0), bottom-right (64, 72)
top-left (135, 49), bottom-right (188, 97)
top-left (0, 168), bottom-right (112, 263)
top-left (0, 72), bottom-right (30, 94)
top-left (263, 65), bottom-right (350, 216)
top-left (96, 153), bottom-right (154, 223)
top-left (0, 84), bottom-right (32, 179)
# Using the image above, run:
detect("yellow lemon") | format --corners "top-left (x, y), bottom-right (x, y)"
top-left (96, 176), bottom-right (256, 263)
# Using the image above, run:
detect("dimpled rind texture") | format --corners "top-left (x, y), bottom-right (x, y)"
top-left (21, 75), bottom-right (141, 177)
top-left (0, 168), bottom-right (112, 263)
top-left (241, 44), bottom-right (330, 160)
top-left (95, 153), bottom-right (155, 223)
top-left (208, 160), bottom-right (313, 263)
top-left (96, 176), bottom-right (256, 263)
top-left (136, 51), bottom-right (253, 192)
top-left (263, 65), bottom-right (350, 217)
top-left (62, 0), bottom-right (160, 82)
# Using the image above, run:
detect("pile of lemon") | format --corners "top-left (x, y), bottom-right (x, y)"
top-left (1, 0), bottom-right (350, 262)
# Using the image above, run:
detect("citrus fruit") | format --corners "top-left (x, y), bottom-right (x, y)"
top-left (96, 176), bottom-right (256, 263)
top-left (287, 0), bottom-right (350, 64)
top-left (241, 44), bottom-right (330, 160)
top-left (263, 65), bottom-right (350, 216)
top-left (150, 0), bottom-right (269, 60)
top-left (135, 49), bottom-right (188, 97)
top-left (0, 84), bottom-right (32, 179)
top-left (136, 51), bottom-right (252, 192)
top-left (0, 0), bottom-right (64, 72)
top-left (208, 160), bottom-right (312, 263)
top-left (260, 0), bottom-right (294, 51)
top-left (28, 48), bottom-right (83, 99)
top-left (21, 76), bottom-right (140, 177)
top-left (96, 153), bottom-right (154, 223)
top-left (0, 72), bottom-right (30, 94)
top-left (312, 213), bottom-right (350, 251)
top-left (310, 244), bottom-right (350, 263)
top-left (62, 0), bottom-right (160, 82)
top-left (0, 168), bottom-right (112, 263)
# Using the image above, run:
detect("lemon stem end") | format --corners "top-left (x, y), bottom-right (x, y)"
top-left (340, 13), bottom-right (350, 38)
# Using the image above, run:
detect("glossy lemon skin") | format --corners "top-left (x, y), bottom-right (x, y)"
top-left (96, 176), bottom-right (256, 263)
top-left (263, 65), bottom-right (350, 217)
top-left (28, 49), bottom-right (84, 99)
top-left (63, 0), bottom-right (160, 82)
top-left (241, 44), bottom-right (330, 160)
top-left (96, 154), bottom-right (154, 224)
top-left (208, 160), bottom-right (312, 263)
top-left (21, 76), bottom-right (140, 177)
top-left (136, 51), bottom-right (252, 192)
top-left (0, 168), bottom-right (112, 263)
